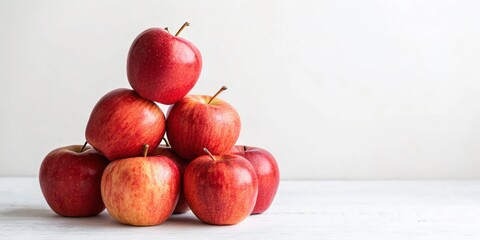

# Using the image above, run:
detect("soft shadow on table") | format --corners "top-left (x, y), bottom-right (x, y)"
top-left (0, 207), bottom-right (53, 218)
top-left (165, 213), bottom-right (241, 228)
top-left (0, 207), bottom-right (123, 228)
top-left (1, 207), bottom-right (218, 228)
top-left (164, 213), bottom-right (205, 227)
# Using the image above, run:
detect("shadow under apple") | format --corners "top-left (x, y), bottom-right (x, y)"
top-left (0, 206), bottom-right (123, 228)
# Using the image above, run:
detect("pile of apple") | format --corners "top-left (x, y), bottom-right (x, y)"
top-left (39, 22), bottom-right (280, 226)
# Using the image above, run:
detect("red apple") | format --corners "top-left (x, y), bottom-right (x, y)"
top-left (127, 22), bottom-right (202, 105)
top-left (166, 86), bottom-right (241, 160)
top-left (39, 143), bottom-right (109, 217)
top-left (101, 144), bottom-right (180, 226)
top-left (229, 145), bottom-right (280, 214)
top-left (153, 139), bottom-right (190, 214)
top-left (184, 148), bottom-right (258, 225)
top-left (85, 88), bottom-right (166, 161)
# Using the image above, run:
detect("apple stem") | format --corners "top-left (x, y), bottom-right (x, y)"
top-left (243, 145), bottom-right (247, 152)
top-left (80, 141), bottom-right (88, 152)
top-left (163, 137), bottom-right (170, 148)
top-left (143, 144), bottom-right (149, 157)
top-left (203, 148), bottom-right (216, 161)
top-left (175, 22), bottom-right (190, 37)
top-left (208, 86), bottom-right (228, 104)
top-left (164, 27), bottom-right (170, 34)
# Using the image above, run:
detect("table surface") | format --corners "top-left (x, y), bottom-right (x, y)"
top-left (1, 178), bottom-right (480, 240)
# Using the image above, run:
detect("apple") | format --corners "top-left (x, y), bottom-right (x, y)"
top-left (184, 148), bottom-right (258, 225)
top-left (153, 138), bottom-right (190, 214)
top-left (101, 144), bottom-right (180, 226)
top-left (39, 143), bottom-right (109, 217)
top-left (85, 88), bottom-right (166, 161)
top-left (127, 22), bottom-right (202, 105)
top-left (229, 145), bottom-right (280, 214)
top-left (166, 86), bottom-right (241, 160)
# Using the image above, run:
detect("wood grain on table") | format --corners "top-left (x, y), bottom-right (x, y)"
top-left (1, 178), bottom-right (480, 239)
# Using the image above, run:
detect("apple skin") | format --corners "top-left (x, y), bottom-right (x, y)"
top-left (39, 145), bottom-right (109, 217)
top-left (229, 146), bottom-right (280, 214)
top-left (166, 95), bottom-right (241, 160)
top-left (127, 27), bottom-right (202, 105)
top-left (101, 154), bottom-right (180, 226)
top-left (153, 145), bottom-right (190, 214)
top-left (184, 153), bottom-right (258, 225)
top-left (85, 88), bottom-right (166, 161)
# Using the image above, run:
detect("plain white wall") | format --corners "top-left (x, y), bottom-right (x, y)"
top-left (1, 0), bottom-right (480, 179)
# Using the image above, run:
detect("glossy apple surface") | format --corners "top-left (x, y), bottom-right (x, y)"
top-left (184, 151), bottom-right (258, 225)
top-left (85, 88), bottom-right (165, 161)
top-left (39, 145), bottom-right (109, 217)
top-left (127, 24), bottom-right (202, 105)
top-left (153, 144), bottom-right (189, 214)
top-left (101, 152), bottom-right (180, 226)
top-left (166, 89), bottom-right (240, 160)
top-left (230, 145), bottom-right (280, 214)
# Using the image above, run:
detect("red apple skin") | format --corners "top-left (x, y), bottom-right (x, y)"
top-left (127, 27), bottom-right (202, 105)
top-left (39, 145), bottom-right (109, 217)
top-left (166, 95), bottom-right (241, 160)
top-left (153, 145), bottom-right (190, 214)
top-left (229, 146), bottom-right (280, 214)
top-left (184, 154), bottom-right (258, 225)
top-left (85, 88), bottom-right (166, 161)
top-left (101, 155), bottom-right (180, 226)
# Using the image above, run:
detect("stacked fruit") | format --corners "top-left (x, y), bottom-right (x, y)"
top-left (39, 22), bottom-right (280, 226)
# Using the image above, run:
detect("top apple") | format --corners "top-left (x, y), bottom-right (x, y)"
top-left (127, 22), bottom-right (202, 105)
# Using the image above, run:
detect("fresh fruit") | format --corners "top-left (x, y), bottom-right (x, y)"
top-left (166, 86), bottom-right (241, 160)
top-left (101, 144), bottom-right (180, 226)
top-left (39, 20), bottom-right (281, 227)
top-left (153, 138), bottom-right (189, 214)
top-left (127, 22), bottom-right (202, 104)
top-left (39, 143), bottom-right (109, 217)
top-left (229, 145), bottom-right (279, 214)
top-left (85, 88), bottom-right (166, 161)
top-left (184, 148), bottom-right (258, 225)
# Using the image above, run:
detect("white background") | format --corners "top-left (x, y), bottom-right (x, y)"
top-left (1, 0), bottom-right (479, 179)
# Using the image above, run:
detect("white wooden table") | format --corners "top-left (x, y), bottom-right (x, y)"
top-left (1, 177), bottom-right (480, 239)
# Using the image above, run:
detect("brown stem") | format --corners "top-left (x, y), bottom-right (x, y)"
top-left (208, 86), bottom-right (228, 104)
top-left (80, 141), bottom-right (88, 152)
top-left (143, 144), bottom-right (150, 157)
top-left (163, 137), bottom-right (170, 148)
top-left (175, 22), bottom-right (190, 36)
top-left (243, 145), bottom-right (247, 152)
top-left (164, 27), bottom-right (170, 34)
top-left (203, 148), bottom-right (216, 161)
